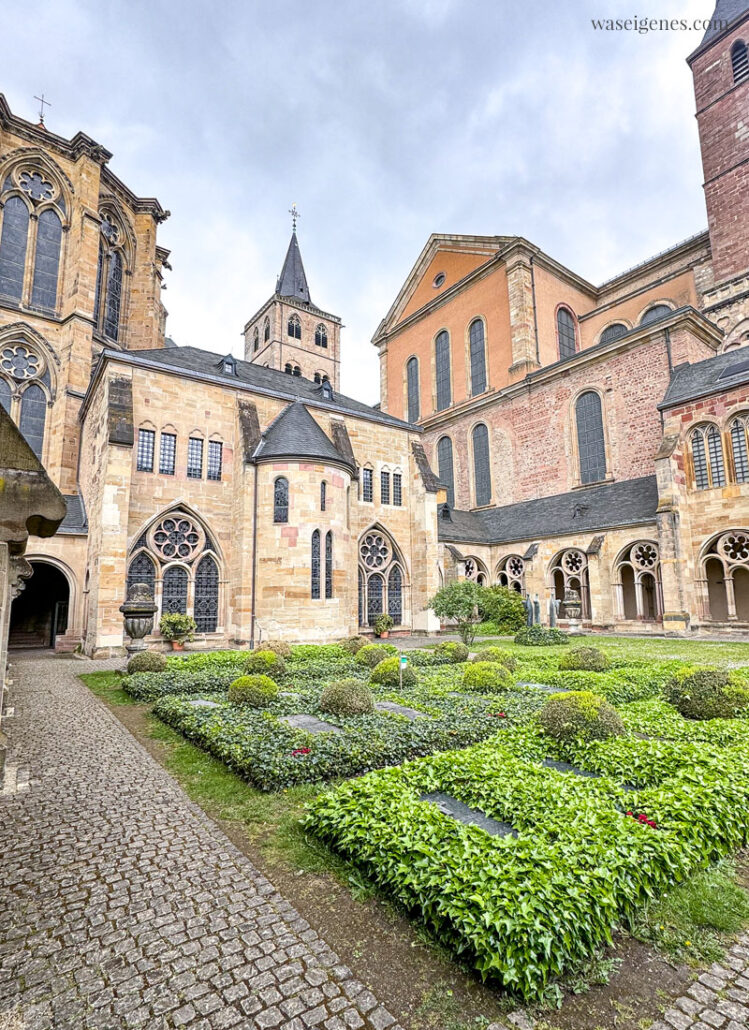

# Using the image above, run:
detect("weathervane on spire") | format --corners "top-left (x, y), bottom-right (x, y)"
top-left (289, 203), bottom-right (300, 233)
top-left (33, 92), bottom-right (51, 125)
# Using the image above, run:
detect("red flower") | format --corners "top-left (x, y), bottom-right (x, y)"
top-left (498, 712), bottom-right (506, 718)
top-left (626, 811), bottom-right (633, 817)
top-left (291, 747), bottom-right (311, 757)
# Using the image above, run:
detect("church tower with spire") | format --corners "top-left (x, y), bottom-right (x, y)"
top-left (243, 210), bottom-right (342, 390)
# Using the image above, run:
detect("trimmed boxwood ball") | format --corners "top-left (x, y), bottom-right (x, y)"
top-left (559, 646), bottom-right (610, 672)
top-left (126, 651), bottom-right (167, 674)
top-left (462, 661), bottom-right (514, 692)
top-left (320, 678), bottom-right (376, 716)
top-left (435, 641), bottom-right (469, 663)
top-left (338, 635), bottom-right (368, 655)
top-left (369, 656), bottom-right (418, 688)
top-left (228, 675), bottom-right (279, 707)
top-left (257, 639), bottom-right (292, 659)
top-left (514, 626), bottom-right (570, 646)
top-left (666, 666), bottom-right (749, 720)
top-left (243, 649), bottom-right (287, 681)
top-left (354, 643), bottom-right (398, 668)
top-left (538, 690), bottom-right (624, 742)
top-left (471, 647), bottom-right (517, 671)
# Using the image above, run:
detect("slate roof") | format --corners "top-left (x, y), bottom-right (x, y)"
top-left (101, 345), bottom-right (416, 431)
top-left (276, 231), bottom-right (312, 304)
top-left (58, 494), bottom-right (87, 535)
top-left (438, 476), bottom-right (659, 546)
top-left (700, 0), bottom-right (748, 45)
top-left (253, 401), bottom-right (355, 472)
top-left (660, 348), bottom-right (749, 409)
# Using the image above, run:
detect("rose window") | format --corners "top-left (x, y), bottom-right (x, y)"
top-left (100, 214), bottom-right (120, 244)
top-left (632, 543), bottom-right (658, 569)
top-left (507, 556), bottom-right (525, 579)
top-left (719, 532), bottom-right (749, 564)
top-left (18, 170), bottom-right (54, 202)
top-left (1, 345), bottom-right (40, 380)
top-left (464, 558), bottom-right (476, 579)
top-left (360, 533), bottom-right (389, 569)
top-left (562, 549), bottom-right (586, 575)
top-left (150, 516), bottom-right (203, 561)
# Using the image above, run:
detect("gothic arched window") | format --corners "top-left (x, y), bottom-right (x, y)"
top-left (435, 330), bottom-right (451, 411)
top-left (93, 213), bottom-right (127, 341)
top-left (18, 383), bottom-right (46, 460)
top-left (387, 564), bottom-right (402, 623)
top-left (472, 422), bottom-right (491, 506)
top-left (285, 362), bottom-right (293, 374)
top-left (691, 424), bottom-right (725, 490)
top-left (406, 356), bottom-right (420, 422)
top-left (640, 304), bottom-right (671, 326)
top-left (469, 319), bottom-right (487, 396)
top-left (0, 196), bottom-right (29, 302)
top-left (311, 529), bottom-right (321, 599)
top-left (576, 391), bottom-right (607, 484)
top-left (287, 314), bottom-right (301, 340)
top-left (367, 573), bottom-right (384, 625)
top-left (320, 480), bottom-right (326, 511)
top-left (161, 565), bottom-right (188, 615)
top-left (557, 307), bottom-right (577, 360)
top-left (730, 414), bottom-right (749, 484)
top-left (0, 378), bottom-right (11, 414)
top-left (315, 324), bottom-right (328, 348)
top-left (437, 435), bottom-right (455, 508)
top-left (274, 476), bottom-right (289, 523)
top-left (292, 365), bottom-right (301, 377)
top-left (732, 40), bottom-right (748, 85)
top-left (253, 327), bottom-right (259, 352)
top-left (263, 316), bottom-right (270, 342)
top-left (126, 552), bottom-right (156, 598)
top-left (103, 250), bottom-right (123, 341)
top-left (194, 554), bottom-right (219, 632)
top-left (31, 208), bottom-right (62, 310)
top-left (325, 531), bottom-right (333, 598)
top-left (599, 323), bottom-right (628, 345)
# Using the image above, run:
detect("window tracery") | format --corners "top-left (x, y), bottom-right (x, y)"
top-left (0, 166), bottom-right (66, 311)
top-left (549, 548), bottom-right (591, 620)
top-left (614, 540), bottom-right (662, 621)
top-left (358, 528), bottom-right (406, 626)
top-left (691, 423), bottom-right (725, 490)
top-left (94, 210), bottom-right (128, 341)
top-left (701, 530), bottom-right (749, 623)
top-left (496, 554), bottom-right (525, 593)
top-left (287, 314), bottom-right (301, 340)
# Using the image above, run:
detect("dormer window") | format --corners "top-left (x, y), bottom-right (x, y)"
top-left (321, 380), bottom-right (333, 400)
top-left (222, 355), bottom-right (237, 375)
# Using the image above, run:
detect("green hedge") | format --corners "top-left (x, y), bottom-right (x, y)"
top-left (123, 667), bottom-right (243, 701)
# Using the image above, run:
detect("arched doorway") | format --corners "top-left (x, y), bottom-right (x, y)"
top-left (9, 560), bottom-right (70, 649)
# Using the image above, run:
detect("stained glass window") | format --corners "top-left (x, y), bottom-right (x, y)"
top-left (731, 418), bottom-right (749, 484)
top-left (104, 251), bottom-right (123, 340)
top-left (692, 431), bottom-right (709, 490)
top-left (315, 324), bottom-right (328, 348)
top-left (358, 568), bottom-right (365, 625)
top-left (311, 529), bottom-right (321, 599)
top-left (707, 425), bottom-right (725, 487)
top-left (288, 315), bottom-right (301, 339)
top-left (469, 319), bottom-right (487, 395)
top-left (0, 197), bottom-right (29, 302)
top-left (93, 241), bottom-right (105, 327)
top-left (137, 428), bottom-right (155, 472)
top-left (367, 573), bottom-right (384, 625)
top-left (160, 433), bottom-right (176, 475)
top-left (406, 357), bottom-right (420, 422)
top-left (0, 378), bottom-right (10, 414)
top-left (161, 565), bottom-right (188, 615)
top-left (207, 441), bottom-right (222, 481)
top-left (437, 436), bottom-right (455, 507)
top-left (30, 208), bottom-right (62, 310)
top-left (274, 477), bottom-right (289, 523)
top-left (435, 330), bottom-right (451, 411)
top-left (472, 423), bottom-right (491, 506)
top-left (126, 552), bottom-right (155, 598)
top-left (388, 564), bottom-right (402, 623)
top-left (195, 554), bottom-right (219, 632)
top-left (393, 473), bottom-right (402, 506)
top-left (187, 437), bottom-right (203, 478)
top-left (600, 323), bottom-right (628, 345)
top-left (557, 308), bottom-right (577, 360)
top-left (380, 470), bottom-right (390, 505)
top-left (325, 531), bottom-right (333, 598)
top-left (19, 384), bottom-right (46, 460)
top-left (362, 468), bottom-right (373, 502)
top-left (576, 391), bottom-right (607, 484)
top-left (320, 480), bottom-right (326, 511)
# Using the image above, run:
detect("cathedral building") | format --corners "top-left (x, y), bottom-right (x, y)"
top-left (2, 1), bottom-right (749, 651)
top-left (373, 2), bottom-right (749, 635)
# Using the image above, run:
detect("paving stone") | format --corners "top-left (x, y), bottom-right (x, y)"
top-left (664, 1008), bottom-right (693, 1030)
top-left (699, 1009), bottom-right (726, 1027)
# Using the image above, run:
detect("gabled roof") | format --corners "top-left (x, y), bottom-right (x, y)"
top-left (276, 231), bottom-right (312, 304)
top-left (253, 401), bottom-right (355, 472)
top-left (689, 0), bottom-right (749, 60)
top-left (660, 347), bottom-right (749, 409)
top-left (438, 476), bottom-right (659, 546)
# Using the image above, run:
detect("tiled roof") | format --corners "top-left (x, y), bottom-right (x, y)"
top-left (57, 494), bottom-right (87, 535)
top-left (276, 231), bottom-right (312, 304)
top-left (253, 401), bottom-right (355, 472)
top-left (701, 0), bottom-right (748, 45)
top-left (660, 348), bottom-right (749, 409)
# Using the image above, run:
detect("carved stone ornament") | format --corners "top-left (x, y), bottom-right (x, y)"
top-left (119, 581), bottom-right (158, 654)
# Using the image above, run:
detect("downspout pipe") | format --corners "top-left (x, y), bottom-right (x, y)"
top-left (249, 462), bottom-right (259, 650)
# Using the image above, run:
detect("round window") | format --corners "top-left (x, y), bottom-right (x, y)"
top-left (433, 272), bottom-right (446, 288)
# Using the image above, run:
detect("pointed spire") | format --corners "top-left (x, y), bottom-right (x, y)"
top-left (276, 217), bottom-right (312, 305)
top-left (700, 0), bottom-right (749, 46)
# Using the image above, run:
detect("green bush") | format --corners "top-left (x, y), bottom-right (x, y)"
top-left (666, 666), bottom-right (749, 721)
top-left (158, 612), bottom-right (196, 643)
top-left (289, 643), bottom-right (350, 663)
top-left (339, 635), bottom-right (368, 655)
top-left (428, 581), bottom-right (484, 645)
top-left (514, 626), bottom-right (569, 646)
top-left (166, 649), bottom-right (247, 670)
top-left (228, 674), bottom-right (279, 707)
top-left (538, 690), bottom-right (624, 742)
top-left (370, 656), bottom-right (418, 688)
top-left (243, 649), bottom-right (287, 681)
top-left (404, 649), bottom-right (454, 667)
top-left (462, 661), bottom-right (514, 692)
top-left (320, 678), bottom-right (375, 716)
top-left (435, 641), bottom-right (469, 663)
top-left (126, 650), bottom-right (167, 674)
top-left (477, 586), bottom-right (526, 632)
top-left (257, 639), bottom-right (292, 659)
top-left (472, 646), bottom-right (517, 671)
top-left (559, 646), bottom-right (610, 672)
top-left (123, 666), bottom-right (243, 701)
top-left (354, 643), bottom-right (398, 668)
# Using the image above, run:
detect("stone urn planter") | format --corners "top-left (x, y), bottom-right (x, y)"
top-left (119, 583), bottom-right (158, 657)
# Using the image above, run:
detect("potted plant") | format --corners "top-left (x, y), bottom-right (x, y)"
top-left (374, 613), bottom-right (394, 639)
top-left (158, 612), bottom-right (197, 650)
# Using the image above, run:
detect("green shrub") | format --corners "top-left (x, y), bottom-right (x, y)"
top-left (339, 635), bottom-right (368, 655)
top-left (462, 661), bottom-right (514, 692)
top-left (126, 650), bottom-right (167, 674)
top-left (477, 586), bottom-right (526, 633)
top-left (289, 643), bottom-right (350, 663)
top-left (405, 649), bottom-right (454, 667)
top-left (472, 646), bottom-right (517, 671)
top-left (435, 641), bottom-right (469, 663)
top-left (320, 678), bottom-right (375, 716)
top-left (514, 626), bottom-right (569, 646)
top-left (257, 639), bottom-right (292, 659)
top-left (370, 656), bottom-right (418, 688)
top-left (243, 649), bottom-right (287, 681)
top-left (559, 646), bottom-right (610, 672)
top-left (374, 613), bottom-right (394, 637)
top-left (428, 581), bottom-right (485, 645)
top-left (158, 612), bottom-right (196, 643)
top-left (666, 666), bottom-right (749, 721)
top-left (123, 666), bottom-right (243, 701)
top-left (354, 643), bottom-right (398, 668)
top-left (538, 690), bottom-right (624, 742)
top-left (228, 674), bottom-right (279, 707)
top-left (166, 649), bottom-right (247, 670)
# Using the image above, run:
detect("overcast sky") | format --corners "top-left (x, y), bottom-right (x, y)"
top-left (4, 0), bottom-right (714, 403)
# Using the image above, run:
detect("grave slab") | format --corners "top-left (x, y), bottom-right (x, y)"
top-left (419, 791), bottom-right (517, 838)
top-left (517, 681), bottom-right (564, 694)
top-left (542, 758), bottom-right (601, 779)
top-left (281, 714), bottom-right (341, 734)
top-left (375, 701), bottom-right (427, 721)
top-left (188, 699), bottom-right (220, 709)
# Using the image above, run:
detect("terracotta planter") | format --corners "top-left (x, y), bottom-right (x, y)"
top-left (171, 640), bottom-right (185, 651)
top-left (378, 630), bottom-right (389, 639)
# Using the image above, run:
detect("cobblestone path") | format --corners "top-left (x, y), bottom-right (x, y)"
top-left (0, 656), bottom-right (402, 1030)
top-left (651, 938), bottom-right (749, 1030)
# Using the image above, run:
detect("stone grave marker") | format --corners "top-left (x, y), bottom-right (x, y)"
top-left (375, 701), bottom-right (427, 721)
top-left (419, 791), bottom-right (517, 838)
top-left (281, 714), bottom-right (341, 734)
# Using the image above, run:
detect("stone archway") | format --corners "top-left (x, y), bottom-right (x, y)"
top-left (9, 560), bottom-right (70, 649)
